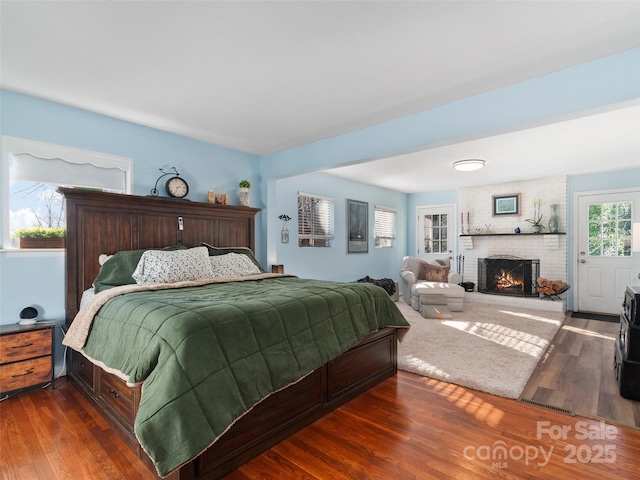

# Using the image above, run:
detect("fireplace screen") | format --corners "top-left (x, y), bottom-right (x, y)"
top-left (478, 256), bottom-right (540, 297)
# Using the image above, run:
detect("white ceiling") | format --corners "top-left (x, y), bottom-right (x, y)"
top-left (1, 1), bottom-right (639, 193)
top-left (326, 102), bottom-right (640, 193)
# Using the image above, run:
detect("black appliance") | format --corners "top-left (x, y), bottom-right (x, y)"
top-left (619, 313), bottom-right (640, 360)
top-left (614, 285), bottom-right (640, 401)
top-left (623, 285), bottom-right (640, 325)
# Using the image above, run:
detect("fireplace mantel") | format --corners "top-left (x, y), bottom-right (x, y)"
top-left (460, 233), bottom-right (565, 250)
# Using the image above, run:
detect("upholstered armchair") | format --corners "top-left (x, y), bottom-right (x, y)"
top-left (399, 256), bottom-right (464, 312)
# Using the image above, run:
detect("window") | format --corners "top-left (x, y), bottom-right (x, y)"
top-left (297, 192), bottom-right (334, 247)
top-left (588, 201), bottom-right (632, 256)
top-left (423, 213), bottom-right (448, 254)
top-left (3, 136), bottom-right (133, 248)
top-left (374, 205), bottom-right (396, 248)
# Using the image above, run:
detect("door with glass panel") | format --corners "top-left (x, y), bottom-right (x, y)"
top-left (576, 190), bottom-right (640, 314)
top-left (416, 205), bottom-right (456, 266)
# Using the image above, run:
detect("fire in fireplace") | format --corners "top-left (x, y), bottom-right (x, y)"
top-left (478, 256), bottom-right (540, 297)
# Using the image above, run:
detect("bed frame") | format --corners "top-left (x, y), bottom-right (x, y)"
top-left (60, 188), bottom-right (398, 479)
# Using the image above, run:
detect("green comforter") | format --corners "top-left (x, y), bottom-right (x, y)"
top-left (70, 276), bottom-right (410, 476)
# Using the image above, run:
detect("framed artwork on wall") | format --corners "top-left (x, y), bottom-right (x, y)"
top-left (347, 199), bottom-right (368, 253)
top-left (493, 194), bottom-right (520, 216)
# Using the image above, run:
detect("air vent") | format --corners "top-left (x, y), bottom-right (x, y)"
top-left (519, 398), bottom-right (575, 416)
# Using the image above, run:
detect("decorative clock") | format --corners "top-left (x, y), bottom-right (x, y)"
top-left (151, 167), bottom-right (189, 199)
top-left (166, 176), bottom-right (189, 198)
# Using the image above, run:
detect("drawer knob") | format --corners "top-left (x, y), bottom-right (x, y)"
top-left (12, 368), bottom-right (34, 378)
top-left (108, 389), bottom-right (120, 399)
top-left (12, 342), bottom-right (34, 349)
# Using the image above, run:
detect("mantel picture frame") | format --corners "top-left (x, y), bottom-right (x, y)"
top-left (492, 193), bottom-right (520, 216)
top-left (347, 199), bottom-right (368, 253)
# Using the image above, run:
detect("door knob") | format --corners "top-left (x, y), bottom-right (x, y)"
top-left (580, 259), bottom-right (586, 263)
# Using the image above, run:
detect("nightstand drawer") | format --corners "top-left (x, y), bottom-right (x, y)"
top-left (0, 329), bottom-right (52, 364)
top-left (99, 370), bottom-right (136, 430)
top-left (0, 356), bottom-right (52, 393)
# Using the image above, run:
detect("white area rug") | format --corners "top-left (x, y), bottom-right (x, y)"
top-left (396, 301), bottom-right (565, 399)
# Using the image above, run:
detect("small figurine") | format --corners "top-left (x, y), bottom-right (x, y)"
top-left (514, 227), bottom-right (521, 234)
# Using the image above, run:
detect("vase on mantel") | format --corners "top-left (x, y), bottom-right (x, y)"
top-left (548, 204), bottom-right (560, 233)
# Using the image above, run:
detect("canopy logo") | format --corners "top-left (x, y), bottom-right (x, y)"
top-left (463, 441), bottom-right (552, 468)
top-left (462, 420), bottom-right (618, 469)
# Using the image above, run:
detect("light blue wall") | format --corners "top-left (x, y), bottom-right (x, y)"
top-left (274, 172), bottom-right (407, 282)
top-left (0, 90), bottom-right (261, 204)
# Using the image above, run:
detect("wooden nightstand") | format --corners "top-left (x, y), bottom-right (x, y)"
top-left (0, 322), bottom-right (55, 397)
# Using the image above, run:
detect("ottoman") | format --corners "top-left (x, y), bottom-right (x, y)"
top-left (411, 281), bottom-right (465, 312)
top-left (419, 294), bottom-right (453, 319)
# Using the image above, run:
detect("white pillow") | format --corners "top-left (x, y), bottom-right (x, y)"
top-left (98, 253), bottom-right (113, 266)
top-left (209, 252), bottom-right (262, 277)
top-left (132, 246), bottom-right (214, 284)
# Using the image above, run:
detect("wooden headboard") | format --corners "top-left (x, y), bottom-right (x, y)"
top-left (59, 188), bottom-right (260, 323)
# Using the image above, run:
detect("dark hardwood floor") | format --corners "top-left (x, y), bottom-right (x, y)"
top-left (0, 379), bottom-right (156, 480)
top-left (1, 311), bottom-right (639, 479)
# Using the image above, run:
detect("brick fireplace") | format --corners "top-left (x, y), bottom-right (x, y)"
top-left (456, 175), bottom-right (568, 311)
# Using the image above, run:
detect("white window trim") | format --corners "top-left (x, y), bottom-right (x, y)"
top-left (2, 136), bottom-right (134, 251)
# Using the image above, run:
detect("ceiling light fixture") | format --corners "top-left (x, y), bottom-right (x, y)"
top-left (453, 159), bottom-right (485, 171)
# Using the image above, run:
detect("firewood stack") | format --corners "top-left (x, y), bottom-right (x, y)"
top-left (536, 278), bottom-right (570, 296)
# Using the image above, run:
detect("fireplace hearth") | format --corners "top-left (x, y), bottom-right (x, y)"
top-left (478, 256), bottom-right (540, 297)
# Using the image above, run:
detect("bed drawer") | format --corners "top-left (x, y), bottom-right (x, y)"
top-left (0, 357), bottom-right (52, 393)
top-left (99, 370), bottom-right (137, 430)
top-left (70, 349), bottom-right (95, 391)
top-left (328, 328), bottom-right (396, 400)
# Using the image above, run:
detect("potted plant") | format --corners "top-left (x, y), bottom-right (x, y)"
top-left (525, 199), bottom-right (544, 233)
top-left (239, 180), bottom-right (251, 207)
top-left (15, 227), bottom-right (66, 248)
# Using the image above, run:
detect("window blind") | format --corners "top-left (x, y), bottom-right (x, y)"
top-left (11, 153), bottom-right (127, 192)
top-left (4, 135), bottom-right (133, 193)
top-left (298, 192), bottom-right (334, 247)
top-left (374, 205), bottom-right (396, 248)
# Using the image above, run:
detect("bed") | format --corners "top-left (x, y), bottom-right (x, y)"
top-left (60, 188), bottom-right (409, 479)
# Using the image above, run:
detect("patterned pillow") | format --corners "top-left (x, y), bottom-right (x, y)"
top-left (132, 246), bottom-right (214, 284)
top-left (200, 242), bottom-right (265, 272)
top-left (423, 262), bottom-right (450, 282)
top-left (209, 253), bottom-right (262, 277)
top-left (401, 256), bottom-right (450, 282)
